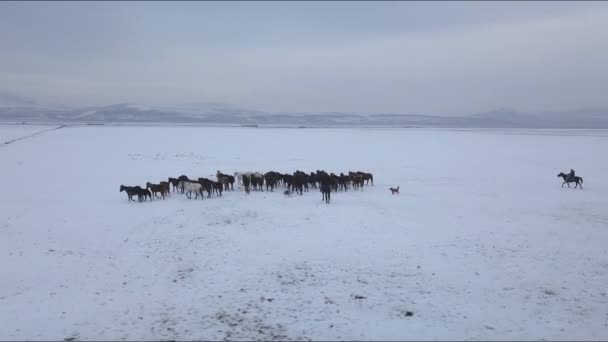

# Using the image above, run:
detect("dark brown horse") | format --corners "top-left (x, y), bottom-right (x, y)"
top-left (216, 171), bottom-right (235, 190)
top-left (360, 172), bottom-right (374, 186)
top-left (146, 182), bottom-right (166, 200)
top-left (251, 174), bottom-right (264, 191)
top-left (159, 181), bottom-right (170, 197)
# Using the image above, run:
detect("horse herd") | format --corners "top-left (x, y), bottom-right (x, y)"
top-left (119, 168), bottom-right (581, 205)
top-left (120, 170), bottom-right (375, 204)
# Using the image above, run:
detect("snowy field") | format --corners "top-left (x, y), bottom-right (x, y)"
top-left (1, 125), bottom-right (607, 341)
top-left (0, 124), bottom-right (60, 143)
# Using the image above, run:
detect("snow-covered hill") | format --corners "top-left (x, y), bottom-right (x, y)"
top-left (1, 94), bottom-right (608, 128)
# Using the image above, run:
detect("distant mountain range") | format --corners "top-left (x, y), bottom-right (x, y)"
top-left (1, 93), bottom-right (607, 128)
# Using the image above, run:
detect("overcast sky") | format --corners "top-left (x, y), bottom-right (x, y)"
top-left (1, 1), bottom-right (607, 115)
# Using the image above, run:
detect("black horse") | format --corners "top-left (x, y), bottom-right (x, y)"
top-left (168, 177), bottom-right (180, 192)
top-left (120, 185), bottom-right (139, 202)
top-left (138, 188), bottom-right (152, 202)
top-left (197, 178), bottom-right (214, 198)
top-left (320, 182), bottom-right (331, 204)
top-left (557, 172), bottom-right (583, 189)
top-left (212, 181), bottom-right (224, 196)
top-left (120, 185), bottom-right (151, 202)
top-left (242, 174), bottom-right (251, 195)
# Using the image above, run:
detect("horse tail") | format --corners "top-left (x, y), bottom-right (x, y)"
top-left (580, 177), bottom-right (583, 184)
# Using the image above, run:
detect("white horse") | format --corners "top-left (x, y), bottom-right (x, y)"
top-left (234, 171), bottom-right (263, 186)
top-left (234, 171), bottom-right (246, 186)
top-left (178, 181), bottom-right (204, 199)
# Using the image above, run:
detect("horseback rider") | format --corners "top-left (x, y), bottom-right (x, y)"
top-left (567, 169), bottom-right (576, 182)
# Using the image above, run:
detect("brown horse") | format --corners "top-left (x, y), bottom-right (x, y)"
top-left (146, 182), bottom-right (166, 200)
top-left (160, 181), bottom-right (170, 197)
top-left (216, 171), bottom-right (235, 190)
top-left (356, 171), bottom-right (374, 186)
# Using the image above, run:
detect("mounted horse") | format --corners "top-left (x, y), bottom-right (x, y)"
top-left (557, 172), bottom-right (583, 189)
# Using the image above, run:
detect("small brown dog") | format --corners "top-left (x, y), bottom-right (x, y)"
top-left (390, 186), bottom-right (400, 195)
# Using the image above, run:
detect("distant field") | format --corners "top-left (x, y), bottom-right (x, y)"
top-left (1, 125), bottom-right (607, 340)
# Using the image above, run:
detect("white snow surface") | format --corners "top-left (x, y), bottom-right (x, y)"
top-left (1, 126), bottom-right (607, 340)
top-left (0, 124), bottom-right (58, 143)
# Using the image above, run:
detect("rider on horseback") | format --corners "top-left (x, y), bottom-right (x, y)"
top-left (567, 169), bottom-right (575, 182)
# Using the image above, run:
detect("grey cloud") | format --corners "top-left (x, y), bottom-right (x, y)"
top-left (0, 1), bottom-right (606, 115)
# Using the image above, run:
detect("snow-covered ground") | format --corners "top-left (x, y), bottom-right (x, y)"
top-left (1, 126), bottom-right (607, 340)
top-left (0, 124), bottom-right (59, 143)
